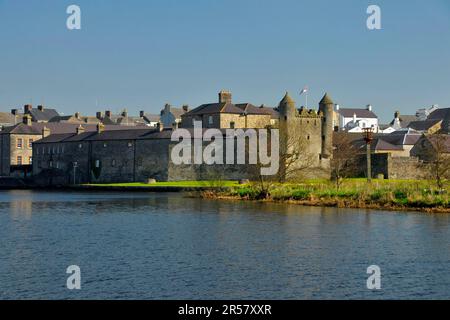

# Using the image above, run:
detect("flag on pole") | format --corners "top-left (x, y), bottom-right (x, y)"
top-left (300, 86), bottom-right (309, 95)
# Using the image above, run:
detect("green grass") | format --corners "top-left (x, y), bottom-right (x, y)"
top-left (226, 178), bottom-right (449, 210)
top-left (85, 180), bottom-right (240, 188)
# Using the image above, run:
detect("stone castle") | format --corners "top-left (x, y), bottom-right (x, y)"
top-left (11, 91), bottom-right (334, 185)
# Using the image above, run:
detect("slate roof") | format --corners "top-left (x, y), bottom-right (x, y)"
top-left (390, 114), bottom-right (418, 128)
top-left (337, 108), bottom-right (378, 119)
top-left (0, 122), bottom-right (147, 136)
top-left (407, 119), bottom-right (442, 132)
top-left (428, 108), bottom-right (450, 120)
top-left (28, 108), bottom-right (60, 122)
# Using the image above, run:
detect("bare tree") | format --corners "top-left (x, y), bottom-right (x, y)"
top-left (331, 133), bottom-right (359, 190)
top-left (278, 124), bottom-right (318, 183)
top-left (425, 134), bottom-right (450, 190)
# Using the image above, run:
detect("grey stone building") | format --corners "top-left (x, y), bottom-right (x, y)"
top-left (32, 91), bottom-right (334, 185)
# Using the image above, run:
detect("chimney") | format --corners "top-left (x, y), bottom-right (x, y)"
top-left (96, 111), bottom-right (103, 120)
top-left (172, 122), bottom-right (179, 130)
top-left (121, 110), bottom-right (128, 118)
top-left (11, 109), bottom-right (19, 115)
top-left (105, 110), bottom-right (112, 118)
top-left (394, 111), bottom-right (400, 119)
top-left (366, 104), bottom-right (372, 112)
top-left (22, 114), bottom-right (32, 126)
top-left (75, 112), bottom-right (80, 119)
top-left (164, 104), bottom-right (171, 113)
top-left (335, 104), bottom-right (340, 111)
top-left (42, 126), bottom-right (51, 138)
top-left (353, 113), bottom-right (357, 123)
top-left (182, 104), bottom-right (189, 112)
top-left (156, 122), bottom-right (163, 132)
top-left (218, 90), bottom-right (232, 104)
top-left (24, 104), bottom-right (32, 114)
top-left (140, 110), bottom-right (145, 118)
top-left (76, 125), bottom-right (85, 135)
top-left (38, 105), bottom-right (44, 111)
top-left (97, 123), bottom-right (105, 133)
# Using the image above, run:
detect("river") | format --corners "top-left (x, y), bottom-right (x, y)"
top-left (0, 190), bottom-right (448, 299)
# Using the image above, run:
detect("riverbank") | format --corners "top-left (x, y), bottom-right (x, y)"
top-left (201, 179), bottom-right (450, 213)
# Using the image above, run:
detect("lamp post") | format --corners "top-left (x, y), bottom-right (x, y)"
top-left (362, 128), bottom-right (374, 182)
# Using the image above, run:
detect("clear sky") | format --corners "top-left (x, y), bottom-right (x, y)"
top-left (0, 0), bottom-right (450, 122)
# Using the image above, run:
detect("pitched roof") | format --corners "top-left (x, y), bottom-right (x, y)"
top-left (234, 103), bottom-right (276, 116)
top-left (0, 122), bottom-right (146, 136)
top-left (390, 114), bottom-right (418, 128)
top-left (337, 108), bottom-right (378, 119)
top-left (407, 119), bottom-right (442, 132)
top-left (28, 108), bottom-right (60, 122)
top-left (428, 108), bottom-right (450, 120)
top-left (184, 102), bottom-right (244, 116)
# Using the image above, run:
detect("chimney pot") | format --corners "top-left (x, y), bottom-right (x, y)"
top-left (42, 126), bottom-right (51, 138)
top-left (23, 115), bottom-right (32, 126)
top-left (24, 104), bottom-right (32, 114)
top-left (97, 123), bottom-right (105, 133)
top-left (76, 125), bottom-right (85, 135)
top-left (38, 105), bottom-right (44, 111)
top-left (182, 105), bottom-right (189, 112)
top-left (156, 122), bottom-right (163, 132)
top-left (140, 111), bottom-right (145, 118)
top-left (218, 90), bottom-right (232, 104)
top-left (105, 110), bottom-right (112, 118)
top-left (96, 111), bottom-right (103, 120)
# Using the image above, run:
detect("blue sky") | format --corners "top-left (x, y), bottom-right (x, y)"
top-left (0, 0), bottom-right (450, 122)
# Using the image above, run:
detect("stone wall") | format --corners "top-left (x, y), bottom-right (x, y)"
top-left (356, 153), bottom-right (426, 180)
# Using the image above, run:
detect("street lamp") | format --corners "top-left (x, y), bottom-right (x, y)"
top-left (362, 127), bottom-right (374, 182)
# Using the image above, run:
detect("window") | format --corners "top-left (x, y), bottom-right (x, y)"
top-left (230, 121), bottom-right (235, 129)
top-left (28, 139), bottom-right (33, 148)
top-left (49, 161), bottom-right (53, 168)
top-left (17, 156), bottom-right (22, 165)
top-left (79, 144), bottom-right (83, 149)
top-left (128, 142), bottom-right (133, 147)
top-left (29, 157), bottom-right (32, 164)
top-left (17, 138), bottom-right (22, 149)
top-left (95, 160), bottom-right (100, 168)
top-left (111, 159), bottom-right (116, 167)
top-left (307, 135), bottom-right (311, 140)
top-left (208, 116), bottom-right (213, 126)
top-left (103, 143), bottom-right (107, 148)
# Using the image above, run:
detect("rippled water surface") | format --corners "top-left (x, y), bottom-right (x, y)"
top-left (0, 190), bottom-right (449, 299)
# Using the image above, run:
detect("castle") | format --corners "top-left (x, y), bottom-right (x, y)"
top-left (28, 91), bottom-right (334, 185)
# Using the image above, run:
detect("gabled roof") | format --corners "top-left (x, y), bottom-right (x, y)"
top-left (407, 119), bottom-right (442, 132)
top-left (28, 108), bottom-right (60, 122)
top-left (337, 108), bottom-right (378, 119)
top-left (184, 102), bottom-right (244, 116)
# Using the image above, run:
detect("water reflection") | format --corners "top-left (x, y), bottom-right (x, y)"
top-left (0, 190), bottom-right (448, 300)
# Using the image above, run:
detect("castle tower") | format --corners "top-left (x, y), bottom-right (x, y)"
top-left (318, 93), bottom-right (334, 159)
top-left (278, 92), bottom-right (297, 119)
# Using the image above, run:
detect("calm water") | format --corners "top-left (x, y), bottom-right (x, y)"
top-left (0, 190), bottom-right (449, 300)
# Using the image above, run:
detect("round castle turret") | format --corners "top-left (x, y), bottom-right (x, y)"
top-left (319, 93), bottom-right (334, 159)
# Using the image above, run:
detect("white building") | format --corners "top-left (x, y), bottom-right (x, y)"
top-left (334, 104), bottom-right (379, 133)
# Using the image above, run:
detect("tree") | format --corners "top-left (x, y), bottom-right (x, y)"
top-left (331, 133), bottom-right (359, 190)
top-left (278, 123), bottom-right (319, 183)
top-left (425, 134), bottom-right (450, 190)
